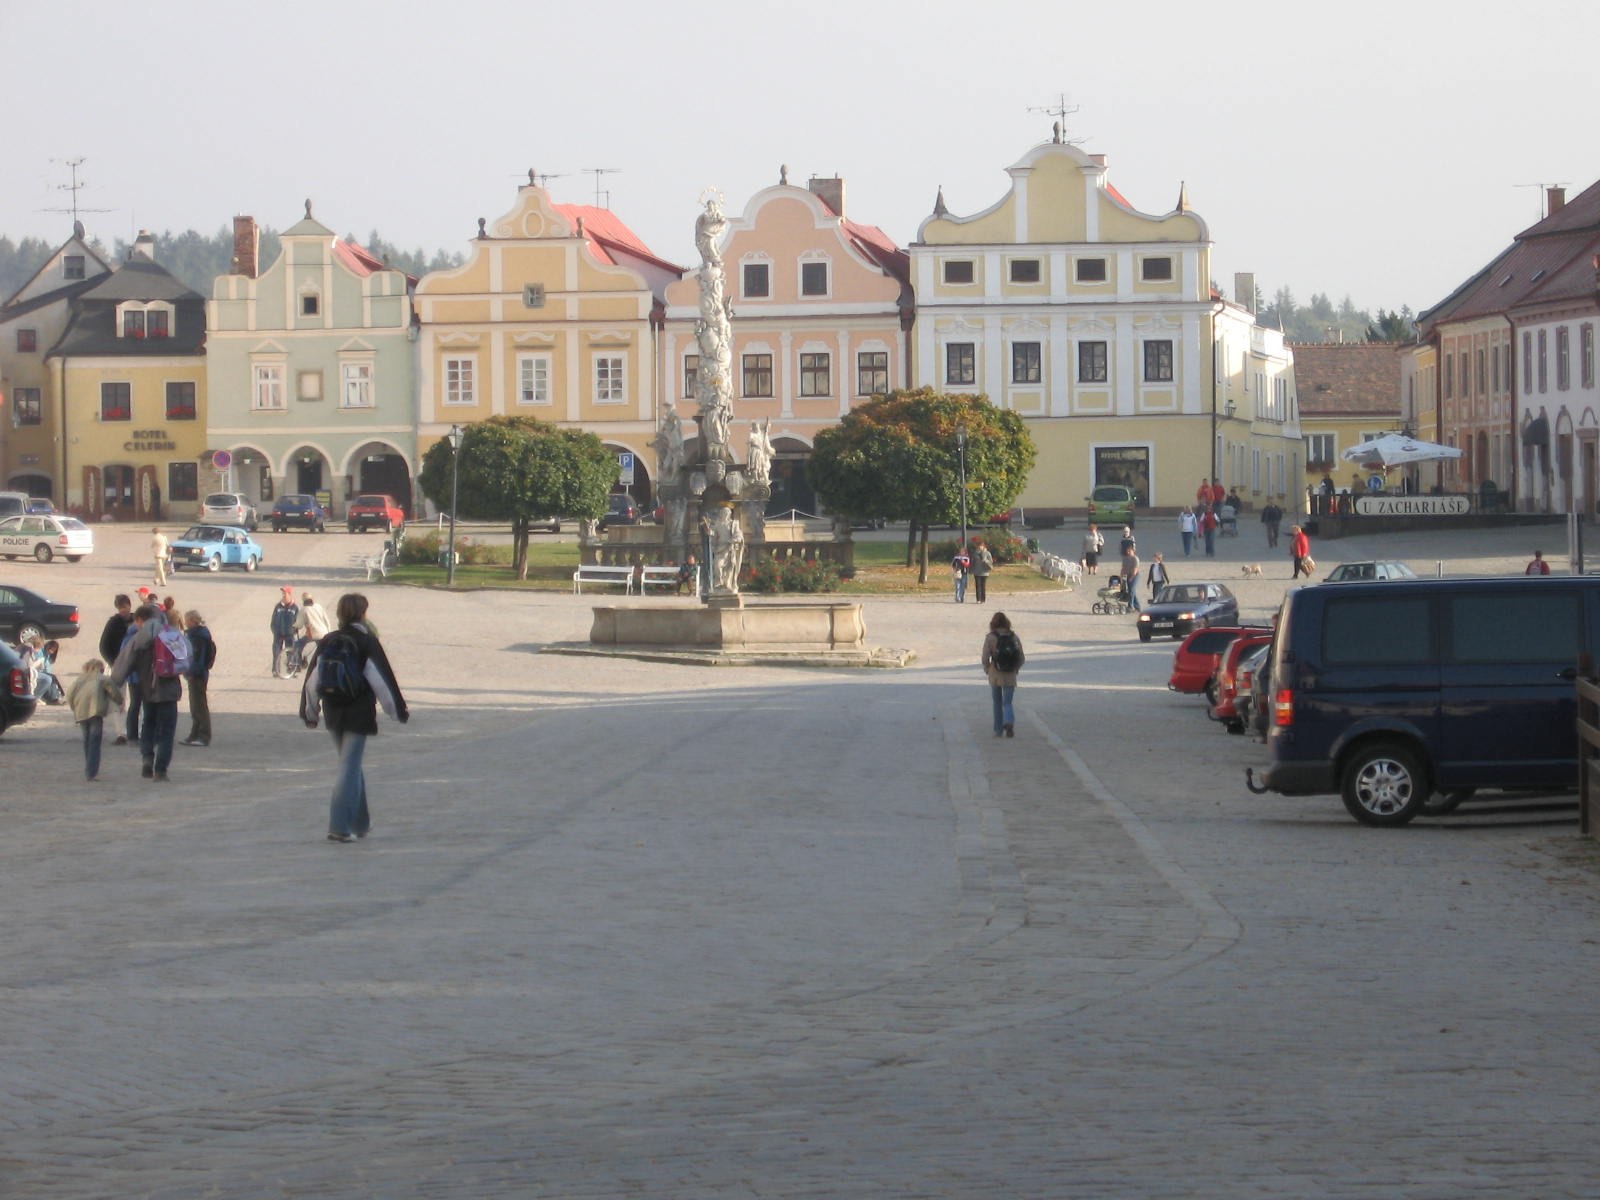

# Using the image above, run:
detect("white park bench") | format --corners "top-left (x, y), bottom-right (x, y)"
top-left (639, 564), bottom-right (686, 591)
top-left (572, 564), bottom-right (636, 594)
top-left (353, 549), bottom-right (391, 581)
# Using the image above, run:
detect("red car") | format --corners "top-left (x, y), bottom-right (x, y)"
top-left (1168, 626), bottom-right (1250, 698)
top-left (1210, 632), bottom-right (1273, 731)
top-left (346, 494), bottom-right (406, 534)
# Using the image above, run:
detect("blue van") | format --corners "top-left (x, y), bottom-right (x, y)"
top-left (1259, 575), bottom-right (1598, 826)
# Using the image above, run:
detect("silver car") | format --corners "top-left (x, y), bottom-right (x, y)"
top-left (200, 492), bottom-right (259, 531)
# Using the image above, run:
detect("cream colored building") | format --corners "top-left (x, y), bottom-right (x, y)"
top-left (908, 136), bottom-right (1298, 517)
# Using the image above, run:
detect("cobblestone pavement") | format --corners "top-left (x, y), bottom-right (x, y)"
top-left (1, 523), bottom-right (1596, 1197)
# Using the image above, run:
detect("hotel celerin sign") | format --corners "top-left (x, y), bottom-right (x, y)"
top-left (1355, 495), bottom-right (1470, 516)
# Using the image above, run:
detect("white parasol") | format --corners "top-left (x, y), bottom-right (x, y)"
top-left (1341, 433), bottom-right (1464, 468)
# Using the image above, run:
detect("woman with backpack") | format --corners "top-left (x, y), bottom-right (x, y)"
top-left (981, 611), bottom-right (1026, 738)
top-left (300, 593), bottom-right (409, 843)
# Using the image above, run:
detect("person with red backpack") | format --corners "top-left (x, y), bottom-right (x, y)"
top-left (110, 604), bottom-right (185, 783)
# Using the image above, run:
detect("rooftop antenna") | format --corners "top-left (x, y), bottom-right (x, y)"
top-left (1516, 181), bottom-right (1570, 219)
top-left (1028, 93), bottom-right (1087, 145)
top-left (583, 167), bottom-right (621, 209)
top-left (40, 157), bottom-right (114, 227)
top-left (519, 168), bottom-right (567, 188)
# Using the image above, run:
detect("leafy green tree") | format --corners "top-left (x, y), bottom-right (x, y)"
top-left (808, 387), bottom-right (1036, 582)
top-left (1366, 306), bottom-right (1416, 343)
top-left (419, 415), bottom-right (616, 580)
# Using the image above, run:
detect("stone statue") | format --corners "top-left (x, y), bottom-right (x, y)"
top-left (664, 494), bottom-right (689, 551)
top-left (693, 194), bottom-right (735, 465)
top-left (746, 417), bottom-right (773, 488)
top-left (707, 505), bottom-right (744, 594)
top-left (653, 405), bottom-right (685, 480)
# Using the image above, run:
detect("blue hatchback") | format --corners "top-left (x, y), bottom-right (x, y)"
top-left (170, 525), bottom-right (265, 573)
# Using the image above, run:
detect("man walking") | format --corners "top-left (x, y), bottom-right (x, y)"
top-left (111, 603), bottom-right (182, 783)
top-left (1260, 501), bottom-right (1283, 548)
top-left (150, 526), bottom-right (169, 586)
top-left (270, 587), bottom-right (300, 678)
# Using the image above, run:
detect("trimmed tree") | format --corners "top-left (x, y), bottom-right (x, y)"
top-left (807, 388), bottom-right (1036, 582)
top-left (419, 415), bottom-right (616, 581)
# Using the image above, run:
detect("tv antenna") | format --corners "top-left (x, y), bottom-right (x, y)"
top-left (583, 167), bottom-right (621, 208)
top-left (520, 168), bottom-right (567, 188)
top-left (1028, 93), bottom-right (1087, 145)
top-left (1516, 181), bottom-right (1570, 219)
top-left (40, 157), bottom-right (114, 226)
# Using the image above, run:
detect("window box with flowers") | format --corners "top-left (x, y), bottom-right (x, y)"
top-left (101, 409), bottom-right (131, 421)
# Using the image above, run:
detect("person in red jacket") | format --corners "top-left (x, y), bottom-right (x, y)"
top-left (1290, 525), bottom-right (1312, 579)
top-left (1525, 550), bottom-right (1551, 575)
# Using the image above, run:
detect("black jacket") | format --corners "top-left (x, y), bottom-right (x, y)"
top-left (300, 622), bottom-right (407, 736)
top-left (99, 612), bottom-right (134, 666)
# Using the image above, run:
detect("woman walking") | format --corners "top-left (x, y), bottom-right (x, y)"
top-left (300, 593), bottom-right (408, 843)
top-left (981, 611), bottom-right (1026, 738)
top-left (1290, 524), bottom-right (1312, 579)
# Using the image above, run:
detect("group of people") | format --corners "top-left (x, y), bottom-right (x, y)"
top-left (949, 539), bottom-right (995, 603)
top-left (269, 586), bottom-right (334, 678)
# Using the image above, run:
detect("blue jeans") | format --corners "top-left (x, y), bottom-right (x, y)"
top-left (991, 684), bottom-right (1016, 733)
top-left (81, 716), bottom-right (104, 779)
top-left (272, 633), bottom-right (295, 676)
top-left (954, 572), bottom-right (967, 602)
top-left (140, 699), bottom-right (178, 774)
top-left (1127, 576), bottom-right (1142, 611)
top-left (1181, 531), bottom-right (1193, 556)
top-left (329, 729), bottom-right (371, 837)
top-left (1204, 528), bottom-right (1216, 557)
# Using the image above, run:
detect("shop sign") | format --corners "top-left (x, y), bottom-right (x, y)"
top-left (1354, 495), bottom-right (1470, 516)
top-left (123, 428), bottom-right (177, 452)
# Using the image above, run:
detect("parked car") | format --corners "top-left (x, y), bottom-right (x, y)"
top-left (0, 583), bottom-right (81, 644)
top-left (1136, 582), bottom-right (1239, 642)
top-left (270, 494), bottom-right (329, 533)
top-left (0, 639), bottom-right (38, 736)
top-left (597, 494), bottom-right (639, 530)
top-left (1259, 575), bottom-right (1600, 826)
top-left (200, 492), bottom-right (259, 531)
top-left (1323, 560), bottom-right (1419, 583)
top-left (0, 514), bottom-right (94, 563)
top-left (1212, 636), bottom-right (1272, 733)
top-left (169, 525), bottom-right (265, 572)
top-left (26, 498), bottom-right (56, 515)
top-left (0, 492), bottom-right (29, 520)
top-left (1168, 625), bottom-right (1254, 698)
top-left (1086, 484), bottom-right (1136, 526)
top-left (347, 494), bottom-right (406, 534)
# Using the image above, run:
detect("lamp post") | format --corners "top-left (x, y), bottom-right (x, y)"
top-left (956, 422), bottom-right (969, 554)
top-left (447, 423), bottom-right (463, 587)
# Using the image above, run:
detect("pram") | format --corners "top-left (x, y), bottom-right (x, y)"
top-left (1091, 574), bottom-right (1133, 615)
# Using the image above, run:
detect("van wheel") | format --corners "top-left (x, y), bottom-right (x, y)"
top-left (1421, 788), bottom-right (1475, 816)
top-left (1341, 741), bottom-right (1428, 826)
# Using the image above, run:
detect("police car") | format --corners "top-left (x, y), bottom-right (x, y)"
top-left (0, 514), bottom-right (95, 563)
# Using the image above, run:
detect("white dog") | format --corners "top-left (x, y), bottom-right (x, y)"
top-left (1240, 563), bottom-right (1263, 578)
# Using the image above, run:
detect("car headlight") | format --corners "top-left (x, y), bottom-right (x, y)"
top-left (1177, 612), bottom-right (1194, 621)
top-left (1137, 613), bottom-right (1151, 623)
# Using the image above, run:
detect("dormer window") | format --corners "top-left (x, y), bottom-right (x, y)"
top-left (118, 302), bottom-right (173, 339)
top-left (124, 310), bottom-right (146, 338)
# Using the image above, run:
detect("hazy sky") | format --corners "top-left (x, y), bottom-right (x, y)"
top-left (5, 0), bottom-right (1595, 316)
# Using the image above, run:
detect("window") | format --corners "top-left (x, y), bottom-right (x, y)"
top-left (443, 357), bottom-right (475, 406)
top-left (1011, 341), bottom-right (1041, 383)
top-left (298, 370), bottom-right (323, 401)
top-left (1443, 355), bottom-right (1453, 400)
top-left (1538, 329), bottom-right (1548, 392)
top-left (13, 386), bottom-right (41, 426)
top-left (123, 310), bottom-right (146, 338)
top-left (1492, 343), bottom-right (1501, 393)
top-left (168, 462), bottom-right (198, 503)
top-left (742, 353), bottom-right (773, 397)
top-left (594, 355), bottom-right (626, 404)
top-left (522, 283), bottom-right (545, 308)
top-left (799, 352), bottom-right (830, 397)
top-left (1583, 325), bottom-right (1595, 389)
top-left (1477, 348), bottom-right (1487, 394)
top-left (101, 382), bottom-right (131, 421)
top-left (683, 354), bottom-right (699, 397)
top-left (942, 260), bottom-right (974, 285)
top-left (515, 354), bottom-right (549, 406)
top-left (1141, 257), bottom-right (1174, 282)
top-left (342, 362), bottom-right (375, 409)
top-left (1077, 341), bottom-right (1108, 383)
top-left (1306, 433), bottom-right (1335, 464)
top-left (1557, 326), bottom-right (1571, 390)
top-left (1075, 258), bottom-right (1107, 283)
top-left (1323, 596), bottom-right (1433, 665)
top-left (946, 342), bottom-right (976, 386)
top-left (1448, 592), bottom-right (1579, 663)
top-left (1008, 259), bottom-right (1041, 284)
top-left (1523, 331), bottom-right (1534, 392)
top-left (16, 329), bottom-right (37, 352)
top-left (857, 350), bottom-right (889, 396)
top-left (800, 261), bottom-right (829, 296)
top-left (301, 293), bottom-right (320, 316)
top-left (743, 263), bottom-right (769, 298)
top-left (1143, 340), bottom-right (1174, 382)
top-left (253, 364), bottom-right (285, 410)
top-left (63, 255), bottom-right (85, 281)
top-left (165, 381), bottom-right (196, 420)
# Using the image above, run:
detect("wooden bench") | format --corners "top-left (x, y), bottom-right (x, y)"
top-left (640, 564), bottom-right (686, 592)
top-left (573, 564), bottom-right (636, 594)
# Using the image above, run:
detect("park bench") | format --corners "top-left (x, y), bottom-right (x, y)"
top-left (573, 564), bottom-right (636, 594)
top-left (353, 549), bottom-right (391, 581)
top-left (639, 564), bottom-right (685, 592)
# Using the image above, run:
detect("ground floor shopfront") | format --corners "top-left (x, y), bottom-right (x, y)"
top-left (207, 435), bottom-right (418, 519)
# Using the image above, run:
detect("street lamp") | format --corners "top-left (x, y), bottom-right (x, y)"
top-left (447, 423), bottom-right (463, 587)
top-left (956, 422), bottom-right (969, 554)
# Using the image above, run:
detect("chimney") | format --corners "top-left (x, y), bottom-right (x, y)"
top-left (232, 215), bottom-right (260, 279)
top-left (807, 176), bottom-right (845, 216)
top-left (1234, 272), bottom-right (1256, 314)
top-left (130, 230), bottom-right (157, 262)
top-left (1547, 186), bottom-right (1567, 217)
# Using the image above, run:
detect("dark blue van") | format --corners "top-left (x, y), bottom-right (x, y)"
top-left (1260, 576), bottom-right (1599, 826)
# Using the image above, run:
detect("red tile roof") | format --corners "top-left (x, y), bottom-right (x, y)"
top-left (1288, 342), bottom-right (1404, 417)
top-left (840, 218), bottom-right (910, 282)
top-left (553, 204), bottom-right (684, 273)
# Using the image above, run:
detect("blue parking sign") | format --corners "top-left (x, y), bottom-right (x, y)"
top-left (619, 452), bottom-right (635, 484)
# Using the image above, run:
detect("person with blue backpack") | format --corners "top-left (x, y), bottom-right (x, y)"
top-left (110, 604), bottom-right (187, 783)
top-left (299, 593), bottom-right (408, 843)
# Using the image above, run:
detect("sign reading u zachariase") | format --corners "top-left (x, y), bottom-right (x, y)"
top-left (1355, 495), bottom-right (1469, 516)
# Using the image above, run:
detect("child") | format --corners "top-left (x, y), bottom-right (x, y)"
top-left (66, 659), bottom-right (125, 782)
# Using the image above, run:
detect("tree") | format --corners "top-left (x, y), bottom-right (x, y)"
top-left (418, 415), bottom-right (616, 580)
top-left (1366, 306), bottom-right (1416, 343)
top-left (808, 388), bottom-right (1036, 582)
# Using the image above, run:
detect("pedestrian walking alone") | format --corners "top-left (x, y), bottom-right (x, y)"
top-left (1260, 501), bottom-right (1283, 548)
top-left (300, 593), bottom-right (409, 843)
top-left (270, 586), bottom-right (300, 678)
top-left (1290, 524), bottom-right (1313, 579)
top-left (150, 526), bottom-right (169, 586)
top-left (1526, 550), bottom-right (1551, 575)
top-left (1082, 524), bottom-right (1105, 574)
top-left (66, 658), bottom-right (124, 782)
top-left (1147, 552), bottom-right (1169, 600)
top-left (1201, 507), bottom-right (1219, 557)
top-left (971, 540), bottom-right (994, 603)
top-left (951, 544), bottom-right (972, 603)
top-left (981, 611), bottom-right (1026, 738)
top-left (1177, 507), bottom-right (1197, 556)
top-left (182, 610), bottom-right (216, 746)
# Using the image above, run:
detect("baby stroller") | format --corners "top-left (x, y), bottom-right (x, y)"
top-left (1091, 574), bottom-right (1133, 615)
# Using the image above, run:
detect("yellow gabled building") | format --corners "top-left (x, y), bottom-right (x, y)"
top-left (413, 176), bottom-right (684, 500)
top-left (909, 135), bottom-right (1299, 519)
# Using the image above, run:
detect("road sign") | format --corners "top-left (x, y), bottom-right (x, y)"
top-left (212, 450), bottom-right (233, 470)
top-left (618, 452), bottom-right (635, 484)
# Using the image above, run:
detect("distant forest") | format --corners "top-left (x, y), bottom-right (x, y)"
top-left (1224, 280), bottom-right (1416, 344)
top-left (0, 228), bottom-right (465, 301)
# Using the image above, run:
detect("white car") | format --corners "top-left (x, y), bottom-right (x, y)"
top-left (0, 514), bottom-right (95, 563)
top-left (200, 492), bottom-right (259, 531)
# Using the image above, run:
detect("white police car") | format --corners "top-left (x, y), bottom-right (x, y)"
top-left (0, 514), bottom-right (95, 563)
